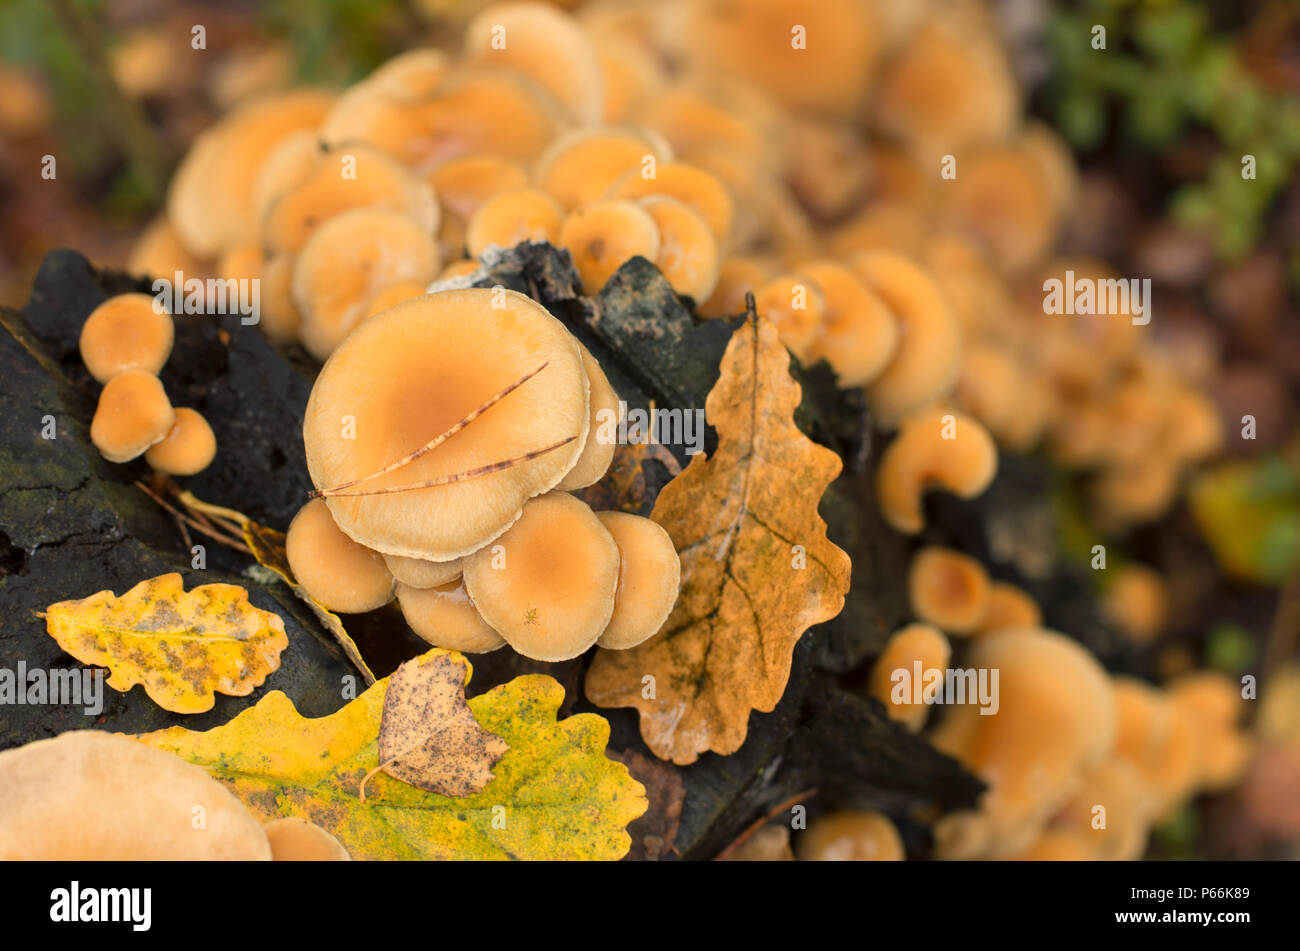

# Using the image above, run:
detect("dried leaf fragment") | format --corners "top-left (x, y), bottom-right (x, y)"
top-left (585, 315), bottom-right (852, 764)
top-left (361, 652), bottom-right (508, 800)
top-left (44, 572), bottom-right (288, 714)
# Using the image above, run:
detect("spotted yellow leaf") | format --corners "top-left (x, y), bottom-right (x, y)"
top-left (138, 649), bottom-right (647, 860)
top-left (44, 572), bottom-right (288, 714)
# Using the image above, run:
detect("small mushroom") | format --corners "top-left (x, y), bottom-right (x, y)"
top-left (798, 260), bottom-right (898, 387)
top-left (285, 498), bottom-right (395, 614)
top-left (257, 253), bottom-right (303, 344)
top-left (362, 280), bottom-right (430, 322)
top-left (396, 578), bottom-right (506, 653)
top-left (612, 161), bottom-right (734, 243)
top-left (875, 408), bottom-right (998, 535)
top-left (263, 817), bottom-right (351, 861)
top-left (0, 731), bottom-right (270, 859)
top-left (462, 493), bottom-right (620, 661)
top-left (867, 622), bottom-right (951, 731)
top-left (1168, 672), bottom-right (1253, 792)
top-left (463, 2), bottom-right (605, 125)
top-left (796, 811), bottom-right (905, 862)
top-left (383, 554), bottom-right (462, 589)
top-left (302, 288), bottom-right (588, 561)
top-left (292, 207), bottom-right (441, 361)
top-left (637, 195), bottom-right (720, 302)
top-left (1111, 677), bottom-right (1199, 822)
top-left (429, 153), bottom-right (529, 224)
top-left (535, 126), bottom-right (672, 209)
top-left (1101, 564), bottom-right (1168, 644)
top-left (752, 274), bottom-right (823, 364)
top-left (557, 344), bottom-right (620, 490)
top-left (976, 581), bottom-right (1042, 635)
top-left (558, 199), bottom-right (661, 293)
top-left (79, 293), bottom-right (174, 383)
top-left (852, 251), bottom-right (962, 425)
top-left (593, 511), bottom-right (680, 650)
top-left (144, 407), bottom-right (217, 476)
top-left (465, 188), bottom-right (565, 258)
top-left (90, 370), bottom-right (176, 464)
top-left (907, 546), bottom-right (991, 635)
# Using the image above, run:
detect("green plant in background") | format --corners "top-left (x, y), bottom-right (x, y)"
top-left (1190, 455), bottom-right (1300, 587)
top-left (1046, 0), bottom-right (1300, 260)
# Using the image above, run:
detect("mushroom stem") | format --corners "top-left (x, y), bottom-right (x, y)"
top-left (309, 361), bottom-right (552, 498)
top-left (314, 435), bottom-right (579, 498)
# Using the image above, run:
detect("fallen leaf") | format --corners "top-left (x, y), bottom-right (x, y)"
top-left (44, 572), bottom-right (288, 714)
top-left (360, 652), bottom-right (508, 800)
top-left (575, 428), bottom-right (684, 515)
top-left (179, 491), bottom-right (376, 684)
top-left (585, 315), bottom-right (852, 764)
top-left (138, 648), bottom-right (647, 859)
top-left (608, 748), bottom-right (685, 860)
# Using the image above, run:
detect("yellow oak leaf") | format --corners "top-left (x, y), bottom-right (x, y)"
top-left (44, 572), bottom-right (288, 714)
top-left (584, 315), bottom-right (852, 764)
top-left (138, 649), bottom-right (647, 860)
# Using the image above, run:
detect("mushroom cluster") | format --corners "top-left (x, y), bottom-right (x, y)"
top-left (286, 287), bottom-right (679, 662)
top-left (81, 293), bottom-right (216, 476)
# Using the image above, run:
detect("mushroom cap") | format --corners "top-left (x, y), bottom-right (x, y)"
top-left (1101, 564), bottom-right (1168, 643)
top-left (698, 254), bottom-right (777, 319)
top-left (593, 511), bottom-right (680, 649)
top-left (128, 215), bottom-right (209, 281)
top-left (258, 253), bottom-right (303, 344)
top-left (261, 143), bottom-right (438, 256)
top-left (0, 731), bottom-right (270, 859)
top-left (1047, 759), bottom-right (1153, 861)
top-left (465, 187), bottom-right (564, 259)
top-left (535, 126), bottom-right (672, 209)
top-left (1012, 829), bottom-right (1095, 861)
top-left (978, 581), bottom-right (1042, 634)
top-left (263, 817), bottom-right (351, 861)
top-left (463, 492), bottom-right (619, 661)
top-left (285, 498), bottom-right (395, 614)
top-left (946, 142), bottom-right (1057, 273)
top-left (907, 546), bottom-right (991, 635)
top-left (383, 553), bottom-right (462, 589)
top-left (363, 280), bottom-right (430, 322)
top-left (799, 260), bottom-right (898, 387)
top-left (430, 153), bottom-right (529, 223)
top-left (167, 89), bottom-right (335, 258)
top-left (292, 207), bottom-right (441, 361)
top-left (90, 370), bottom-right (175, 464)
top-left (1111, 677), bottom-right (1200, 821)
top-left (754, 275), bottom-right (824, 364)
top-left (868, 622), bottom-right (952, 731)
top-left (144, 407), bottom-right (217, 476)
top-left (796, 811), bottom-right (905, 861)
top-left (303, 288), bottom-right (589, 561)
top-left (931, 628), bottom-right (1117, 853)
top-left (875, 408), bottom-right (998, 535)
top-left (79, 292), bottom-right (175, 383)
top-left (638, 194), bottom-right (721, 302)
top-left (853, 252), bottom-right (963, 425)
top-left (557, 343), bottom-right (620, 490)
top-left (396, 578), bottom-right (505, 653)
top-left (612, 160), bottom-right (733, 242)
top-left (591, 31), bottom-right (667, 124)
top-left (463, 2), bottom-right (604, 125)
top-left (558, 199), bottom-right (661, 292)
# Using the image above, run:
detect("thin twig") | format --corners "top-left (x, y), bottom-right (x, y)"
top-left (317, 436), bottom-right (578, 498)
top-left (133, 481), bottom-right (252, 554)
top-left (712, 788), bottom-right (818, 861)
top-left (311, 362), bottom-right (551, 497)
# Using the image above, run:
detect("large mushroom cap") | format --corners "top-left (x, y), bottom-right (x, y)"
top-left (79, 292), bottom-right (174, 383)
top-left (303, 288), bottom-right (589, 561)
top-left (0, 731), bottom-right (271, 859)
top-left (463, 492), bottom-right (619, 661)
top-left (263, 817), bottom-right (351, 861)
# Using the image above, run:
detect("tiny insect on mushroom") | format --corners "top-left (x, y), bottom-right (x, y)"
top-left (262, 817), bottom-right (351, 861)
top-left (868, 622), bottom-right (951, 732)
top-left (463, 2), bottom-right (605, 126)
top-left (798, 261), bottom-right (898, 386)
top-left (875, 408), bottom-right (998, 535)
top-left (637, 195), bottom-right (720, 302)
top-left (976, 581), bottom-right (1042, 635)
top-left (907, 546), bottom-right (991, 636)
top-left (383, 553), bottom-right (462, 589)
top-left (535, 126), bottom-right (673, 210)
top-left (144, 407), bottom-right (217, 476)
top-left (79, 293), bottom-right (175, 383)
top-left (593, 511), bottom-right (680, 650)
top-left (796, 811), bottom-right (905, 862)
top-left (396, 578), bottom-right (506, 653)
top-left (465, 188), bottom-right (565, 259)
top-left (557, 344), bottom-right (621, 490)
top-left (0, 731), bottom-right (271, 859)
top-left (302, 288), bottom-right (588, 561)
top-left (462, 492), bottom-right (620, 661)
top-left (558, 199), bottom-right (661, 293)
top-left (292, 207), bottom-right (441, 362)
top-left (851, 251), bottom-right (963, 426)
top-left (751, 274), bottom-right (823, 364)
top-left (90, 370), bottom-right (176, 464)
top-left (931, 628), bottom-right (1117, 858)
top-left (285, 498), bottom-right (395, 614)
